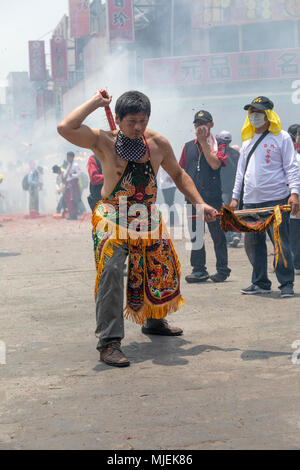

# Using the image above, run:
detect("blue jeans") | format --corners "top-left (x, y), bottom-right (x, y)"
top-left (223, 192), bottom-right (242, 245)
top-left (243, 198), bottom-right (294, 290)
top-left (290, 218), bottom-right (300, 270)
top-left (225, 231), bottom-right (242, 244)
top-left (162, 187), bottom-right (176, 226)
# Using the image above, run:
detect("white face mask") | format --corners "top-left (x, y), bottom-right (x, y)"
top-left (249, 112), bottom-right (266, 128)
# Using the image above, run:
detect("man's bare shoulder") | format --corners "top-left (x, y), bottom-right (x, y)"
top-left (144, 128), bottom-right (171, 148)
top-left (92, 128), bottom-right (117, 151)
top-left (93, 128), bottom-right (117, 141)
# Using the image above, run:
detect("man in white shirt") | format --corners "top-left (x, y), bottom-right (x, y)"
top-left (28, 162), bottom-right (41, 215)
top-left (63, 151), bottom-right (81, 220)
top-left (230, 96), bottom-right (300, 298)
top-left (52, 165), bottom-right (67, 215)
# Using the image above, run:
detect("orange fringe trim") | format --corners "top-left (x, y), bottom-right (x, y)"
top-left (220, 205), bottom-right (289, 269)
top-left (92, 202), bottom-right (165, 247)
top-left (93, 203), bottom-right (185, 324)
top-left (124, 295), bottom-right (186, 325)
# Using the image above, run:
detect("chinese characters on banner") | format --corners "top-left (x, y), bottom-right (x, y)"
top-left (192, 0), bottom-right (300, 28)
top-left (69, 0), bottom-right (90, 38)
top-left (107, 0), bottom-right (135, 43)
top-left (28, 41), bottom-right (46, 81)
top-left (51, 37), bottom-right (68, 83)
top-left (143, 49), bottom-right (300, 87)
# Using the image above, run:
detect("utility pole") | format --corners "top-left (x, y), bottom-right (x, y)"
top-left (170, 0), bottom-right (174, 56)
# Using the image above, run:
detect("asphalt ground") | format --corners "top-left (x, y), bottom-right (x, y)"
top-left (0, 214), bottom-right (300, 450)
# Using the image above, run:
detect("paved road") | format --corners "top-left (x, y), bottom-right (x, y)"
top-left (0, 214), bottom-right (300, 450)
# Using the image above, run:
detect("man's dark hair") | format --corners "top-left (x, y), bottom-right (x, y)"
top-left (67, 151), bottom-right (75, 158)
top-left (288, 124), bottom-right (300, 142)
top-left (52, 165), bottom-right (61, 174)
top-left (115, 91), bottom-right (151, 121)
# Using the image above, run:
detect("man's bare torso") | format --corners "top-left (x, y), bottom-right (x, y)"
top-left (91, 128), bottom-right (164, 199)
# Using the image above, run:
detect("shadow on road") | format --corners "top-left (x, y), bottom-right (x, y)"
top-left (93, 336), bottom-right (293, 371)
top-left (0, 251), bottom-right (21, 257)
top-left (93, 337), bottom-right (240, 371)
top-left (260, 291), bottom-right (300, 299)
top-left (241, 350), bottom-right (291, 361)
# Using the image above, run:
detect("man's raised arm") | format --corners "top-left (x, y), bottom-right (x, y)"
top-left (57, 90), bottom-right (112, 149)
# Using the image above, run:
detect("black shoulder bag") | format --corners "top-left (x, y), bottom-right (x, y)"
top-left (239, 130), bottom-right (270, 209)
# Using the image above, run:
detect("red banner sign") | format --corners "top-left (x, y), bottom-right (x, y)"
top-left (28, 41), bottom-right (46, 81)
top-left (144, 49), bottom-right (300, 87)
top-left (192, 0), bottom-right (300, 29)
top-left (69, 0), bottom-right (90, 38)
top-left (107, 0), bottom-right (135, 43)
top-left (51, 37), bottom-right (68, 83)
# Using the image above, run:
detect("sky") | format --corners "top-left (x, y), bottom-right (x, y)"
top-left (0, 0), bottom-right (70, 85)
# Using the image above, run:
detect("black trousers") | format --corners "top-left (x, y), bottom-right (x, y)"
top-left (162, 187), bottom-right (176, 226)
top-left (188, 201), bottom-right (231, 277)
top-left (290, 218), bottom-right (300, 270)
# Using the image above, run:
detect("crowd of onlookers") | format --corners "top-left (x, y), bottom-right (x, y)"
top-left (0, 153), bottom-right (89, 219)
top-left (1, 112), bottom-right (300, 288)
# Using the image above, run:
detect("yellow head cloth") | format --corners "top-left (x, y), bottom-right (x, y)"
top-left (241, 109), bottom-right (282, 142)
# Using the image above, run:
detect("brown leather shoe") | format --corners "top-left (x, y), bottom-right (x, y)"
top-left (141, 318), bottom-right (183, 336)
top-left (100, 344), bottom-right (130, 368)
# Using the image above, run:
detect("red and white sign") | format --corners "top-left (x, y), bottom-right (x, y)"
top-left (144, 48), bottom-right (300, 87)
top-left (192, 0), bottom-right (300, 29)
top-left (28, 41), bottom-right (46, 81)
top-left (107, 0), bottom-right (135, 43)
top-left (69, 0), bottom-right (90, 38)
top-left (51, 36), bottom-right (68, 83)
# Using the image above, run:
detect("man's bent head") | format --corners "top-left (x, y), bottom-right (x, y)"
top-left (115, 91), bottom-right (151, 140)
top-left (193, 110), bottom-right (214, 133)
top-left (244, 96), bottom-right (273, 130)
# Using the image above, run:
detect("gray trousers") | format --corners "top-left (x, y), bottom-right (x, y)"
top-left (95, 243), bottom-right (128, 351)
top-left (95, 242), bottom-right (165, 351)
top-left (29, 186), bottom-right (39, 213)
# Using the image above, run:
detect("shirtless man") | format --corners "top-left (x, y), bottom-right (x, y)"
top-left (57, 89), bottom-right (217, 368)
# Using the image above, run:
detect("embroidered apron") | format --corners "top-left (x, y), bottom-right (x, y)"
top-left (92, 140), bottom-right (185, 325)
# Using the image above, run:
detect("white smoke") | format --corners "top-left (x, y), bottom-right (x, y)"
top-left (2, 0), bottom-right (300, 214)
